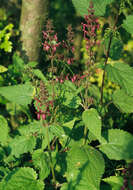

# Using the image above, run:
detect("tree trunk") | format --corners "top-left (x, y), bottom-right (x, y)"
top-left (20, 0), bottom-right (49, 62)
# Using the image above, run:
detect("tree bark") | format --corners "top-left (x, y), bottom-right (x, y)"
top-left (20, 0), bottom-right (49, 62)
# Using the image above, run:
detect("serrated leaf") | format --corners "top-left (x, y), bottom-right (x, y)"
top-left (66, 145), bottom-right (105, 190)
top-left (104, 38), bottom-right (123, 60)
top-left (82, 108), bottom-right (101, 141)
top-left (72, 0), bottom-right (114, 17)
top-left (122, 15), bottom-right (133, 35)
top-left (0, 167), bottom-right (44, 190)
top-left (0, 65), bottom-right (8, 73)
top-left (72, 0), bottom-right (89, 17)
top-left (63, 91), bottom-right (81, 109)
top-left (103, 176), bottom-right (123, 190)
top-left (89, 84), bottom-right (101, 101)
top-left (113, 89), bottom-right (133, 113)
top-left (27, 61), bottom-right (38, 68)
top-left (0, 83), bottom-right (34, 106)
top-left (92, 0), bottom-right (114, 16)
top-left (18, 121), bottom-right (46, 136)
top-left (32, 149), bottom-right (50, 180)
top-left (32, 69), bottom-right (47, 83)
top-left (99, 129), bottom-right (133, 160)
top-left (0, 115), bottom-right (9, 145)
top-left (105, 62), bottom-right (133, 95)
top-left (10, 135), bottom-right (36, 158)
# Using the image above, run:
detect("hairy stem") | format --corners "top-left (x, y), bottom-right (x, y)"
top-left (100, 14), bottom-right (119, 105)
top-left (83, 125), bottom-right (88, 145)
top-left (43, 121), bottom-right (56, 186)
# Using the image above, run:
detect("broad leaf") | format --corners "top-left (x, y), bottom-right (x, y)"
top-left (0, 167), bottom-right (44, 190)
top-left (0, 115), bottom-right (9, 145)
top-left (18, 121), bottom-right (46, 136)
top-left (32, 149), bottom-right (50, 180)
top-left (32, 69), bottom-right (47, 83)
top-left (72, 0), bottom-right (89, 17)
top-left (92, 0), bottom-right (114, 16)
top-left (105, 62), bottom-right (133, 95)
top-left (10, 135), bottom-right (36, 158)
top-left (103, 176), bottom-right (123, 190)
top-left (104, 38), bottom-right (123, 60)
top-left (66, 145), bottom-right (105, 190)
top-left (26, 61), bottom-right (38, 68)
top-left (99, 129), bottom-right (133, 160)
top-left (63, 91), bottom-right (81, 109)
top-left (82, 108), bottom-right (101, 141)
top-left (122, 15), bottom-right (133, 35)
top-left (0, 65), bottom-right (8, 73)
top-left (72, 0), bottom-right (114, 17)
top-left (113, 89), bottom-right (133, 113)
top-left (0, 83), bottom-right (34, 106)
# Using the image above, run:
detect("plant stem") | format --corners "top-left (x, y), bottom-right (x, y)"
top-left (43, 121), bottom-right (56, 186)
top-left (100, 35), bottom-right (113, 105)
top-left (100, 14), bottom-right (119, 105)
top-left (83, 125), bottom-right (87, 145)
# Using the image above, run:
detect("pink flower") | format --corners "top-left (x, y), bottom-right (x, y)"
top-left (67, 58), bottom-right (71, 65)
top-left (42, 114), bottom-right (46, 120)
top-left (45, 45), bottom-right (50, 51)
top-left (37, 113), bottom-right (41, 120)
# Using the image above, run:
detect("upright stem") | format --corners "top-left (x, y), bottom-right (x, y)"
top-left (83, 125), bottom-right (88, 145)
top-left (100, 14), bottom-right (119, 105)
top-left (100, 35), bottom-right (113, 105)
top-left (43, 121), bottom-right (56, 186)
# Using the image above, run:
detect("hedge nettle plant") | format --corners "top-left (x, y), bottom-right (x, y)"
top-left (0, 0), bottom-right (133, 190)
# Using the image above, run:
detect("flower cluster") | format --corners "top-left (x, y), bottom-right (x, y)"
top-left (42, 20), bottom-right (61, 57)
top-left (81, 1), bottom-right (100, 57)
top-left (34, 81), bottom-right (53, 120)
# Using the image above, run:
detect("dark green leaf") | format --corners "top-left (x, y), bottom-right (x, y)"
top-left (10, 135), bottom-right (36, 158)
top-left (122, 15), bottom-right (133, 35)
top-left (0, 83), bottom-right (34, 106)
top-left (113, 89), bottom-right (133, 113)
top-left (105, 62), bottom-right (133, 95)
top-left (66, 145), bottom-right (105, 190)
top-left (32, 149), bottom-right (50, 180)
top-left (99, 129), bottom-right (133, 160)
top-left (82, 108), bottom-right (102, 141)
top-left (0, 167), bottom-right (44, 190)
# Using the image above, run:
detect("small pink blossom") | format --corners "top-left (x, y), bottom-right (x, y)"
top-left (42, 114), bottom-right (46, 120)
top-left (37, 113), bottom-right (41, 120)
top-left (67, 58), bottom-right (71, 65)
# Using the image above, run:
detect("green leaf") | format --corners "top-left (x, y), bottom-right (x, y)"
top-left (105, 62), bottom-right (133, 96)
top-left (104, 38), bottom-right (123, 60)
top-left (63, 91), bottom-right (81, 109)
top-left (113, 89), bottom-right (133, 113)
top-left (99, 129), bottom-right (133, 160)
top-left (103, 176), bottom-right (123, 190)
top-left (32, 149), bottom-right (50, 180)
top-left (88, 85), bottom-right (101, 101)
top-left (32, 69), bottom-right (48, 83)
top-left (18, 121), bottom-right (46, 136)
top-left (92, 0), bottom-right (114, 16)
top-left (0, 83), bottom-right (34, 106)
top-left (0, 65), bottom-right (8, 73)
top-left (122, 15), bottom-right (133, 35)
top-left (0, 115), bottom-right (9, 145)
top-left (66, 145), bottom-right (105, 190)
top-left (72, 0), bottom-right (89, 17)
top-left (27, 61), bottom-right (38, 68)
top-left (82, 108), bottom-right (101, 141)
top-left (10, 135), bottom-right (36, 158)
top-left (72, 0), bottom-right (114, 17)
top-left (0, 167), bottom-right (44, 190)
